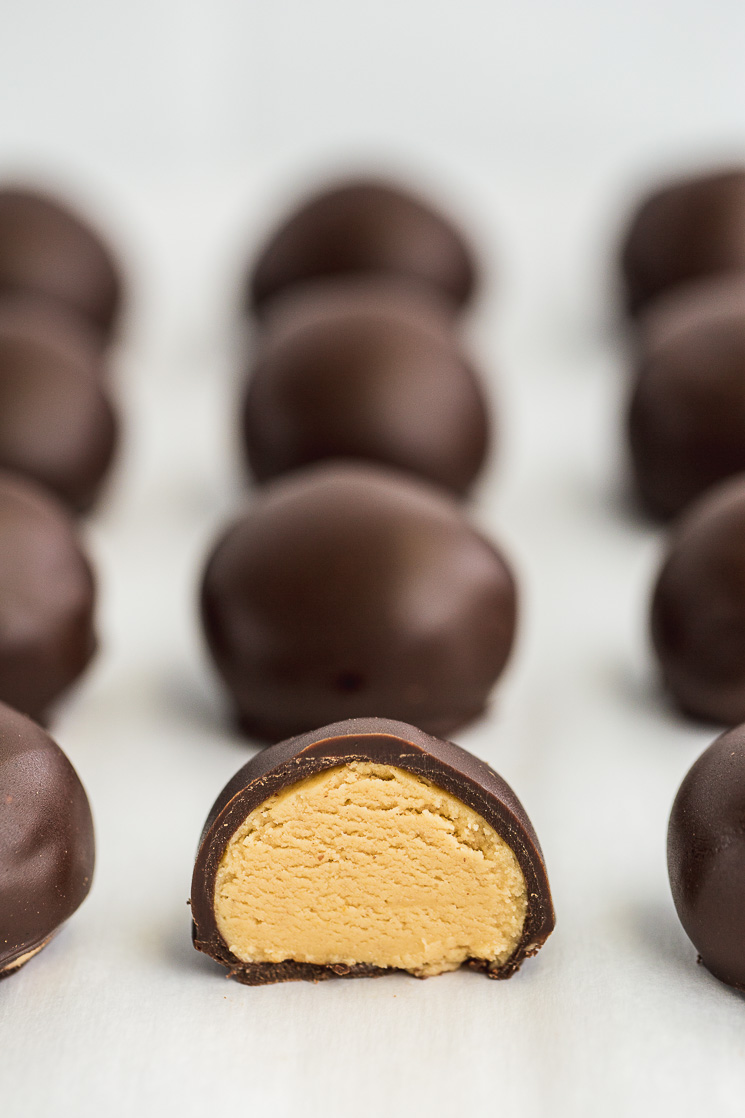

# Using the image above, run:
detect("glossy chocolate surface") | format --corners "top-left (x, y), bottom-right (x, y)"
top-left (201, 463), bottom-right (517, 742)
top-left (668, 724), bottom-right (745, 990)
top-left (0, 473), bottom-right (97, 721)
top-left (651, 476), bottom-right (745, 724)
top-left (0, 187), bottom-right (121, 339)
top-left (191, 717), bottom-right (554, 984)
top-left (0, 701), bottom-right (94, 976)
top-left (243, 279), bottom-right (490, 496)
top-left (621, 167), bottom-right (745, 315)
top-left (249, 178), bottom-right (477, 314)
top-left (0, 321), bottom-right (117, 512)
top-left (629, 275), bottom-right (745, 519)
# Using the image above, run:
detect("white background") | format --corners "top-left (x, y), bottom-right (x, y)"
top-left (1, 2), bottom-right (745, 1115)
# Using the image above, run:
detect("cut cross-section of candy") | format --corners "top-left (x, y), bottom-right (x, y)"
top-left (191, 718), bottom-right (554, 984)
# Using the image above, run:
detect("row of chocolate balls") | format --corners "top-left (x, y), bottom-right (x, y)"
top-left (9, 164), bottom-right (745, 738)
top-left (204, 176), bottom-right (509, 738)
top-left (620, 166), bottom-right (745, 725)
top-left (5, 679), bottom-right (745, 992)
top-left (2, 706), bottom-right (554, 982)
top-left (0, 188), bottom-right (121, 724)
top-left (0, 178), bottom-right (489, 516)
top-left (0, 174), bottom-right (508, 733)
top-left (5, 169), bottom-right (745, 988)
top-left (10, 166), bottom-right (745, 523)
top-left (12, 165), bottom-right (745, 741)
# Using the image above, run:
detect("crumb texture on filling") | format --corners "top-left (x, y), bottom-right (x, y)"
top-left (214, 762), bottom-right (527, 976)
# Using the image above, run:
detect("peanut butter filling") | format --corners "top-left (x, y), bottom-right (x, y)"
top-left (214, 762), bottom-right (527, 976)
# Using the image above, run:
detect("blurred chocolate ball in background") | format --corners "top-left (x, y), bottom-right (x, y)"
top-left (651, 475), bottom-right (745, 724)
top-left (0, 322), bottom-right (117, 513)
top-left (248, 178), bottom-right (478, 316)
top-left (0, 473), bottom-right (97, 722)
top-left (0, 701), bottom-right (95, 978)
top-left (242, 277), bottom-right (490, 497)
top-left (628, 275), bottom-right (745, 519)
top-left (621, 167), bottom-right (745, 315)
top-left (0, 187), bottom-right (122, 341)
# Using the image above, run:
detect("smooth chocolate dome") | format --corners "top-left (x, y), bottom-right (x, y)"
top-left (0, 473), bottom-right (97, 721)
top-left (668, 724), bottom-right (745, 990)
top-left (629, 275), bottom-right (745, 519)
top-left (201, 463), bottom-right (517, 742)
top-left (243, 279), bottom-right (490, 496)
top-left (651, 476), bottom-right (745, 724)
top-left (249, 178), bottom-right (477, 314)
top-left (621, 167), bottom-right (745, 315)
top-left (0, 324), bottom-right (117, 513)
top-left (0, 702), bottom-right (94, 976)
top-left (0, 187), bottom-right (121, 339)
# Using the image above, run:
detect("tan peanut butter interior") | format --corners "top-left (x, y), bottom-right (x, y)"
top-left (214, 762), bottom-right (528, 976)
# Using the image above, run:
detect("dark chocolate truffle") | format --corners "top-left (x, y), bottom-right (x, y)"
top-left (201, 463), bottom-right (517, 742)
top-left (651, 475), bottom-right (745, 724)
top-left (192, 717), bottom-right (554, 984)
top-left (0, 473), bottom-right (97, 721)
top-left (242, 278), bottom-right (490, 496)
top-left (0, 322), bottom-right (117, 512)
top-left (0, 701), bottom-right (94, 977)
top-left (0, 293), bottom-right (104, 363)
top-left (668, 723), bottom-right (745, 990)
top-left (629, 275), bottom-right (745, 519)
top-left (0, 187), bottom-right (121, 339)
top-left (621, 167), bottom-right (745, 315)
top-left (249, 178), bottom-right (477, 314)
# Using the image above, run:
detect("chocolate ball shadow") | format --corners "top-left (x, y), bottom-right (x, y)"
top-left (604, 655), bottom-right (728, 735)
top-left (160, 913), bottom-right (223, 980)
top-left (582, 474), bottom-right (655, 533)
top-left (605, 658), bottom-right (672, 720)
top-left (157, 666), bottom-right (265, 751)
top-left (629, 898), bottom-right (745, 1001)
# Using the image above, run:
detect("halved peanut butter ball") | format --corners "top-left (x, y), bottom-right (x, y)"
top-left (191, 717), bottom-right (554, 984)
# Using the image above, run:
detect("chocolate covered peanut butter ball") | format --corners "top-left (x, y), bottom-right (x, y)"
top-left (668, 724), bottom-right (745, 990)
top-left (0, 473), bottom-right (97, 721)
top-left (0, 311), bottom-right (117, 512)
top-left (249, 177), bottom-right (477, 314)
top-left (621, 167), bottom-right (745, 315)
top-left (243, 278), bottom-right (490, 496)
top-left (651, 475), bottom-right (745, 724)
top-left (0, 702), bottom-right (95, 977)
top-left (192, 718), bottom-right (553, 984)
top-left (0, 187), bottom-right (122, 340)
top-left (201, 463), bottom-right (517, 741)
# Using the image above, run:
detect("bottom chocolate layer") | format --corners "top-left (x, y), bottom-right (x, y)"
top-left (193, 935), bottom-right (540, 986)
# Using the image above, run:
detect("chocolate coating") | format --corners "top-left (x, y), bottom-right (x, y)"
top-left (651, 475), bottom-right (745, 724)
top-left (0, 293), bottom-right (104, 363)
top-left (201, 463), bottom-right (517, 742)
top-left (242, 279), bottom-right (490, 496)
top-left (0, 188), bottom-right (121, 339)
top-left (621, 167), bottom-right (745, 315)
top-left (0, 473), bottom-right (97, 721)
top-left (191, 716), bottom-right (554, 984)
top-left (0, 702), bottom-right (94, 976)
top-left (0, 322), bottom-right (117, 512)
top-left (668, 724), bottom-right (745, 990)
top-left (249, 178), bottom-right (477, 314)
top-left (629, 275), bottom-right (745, 519)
